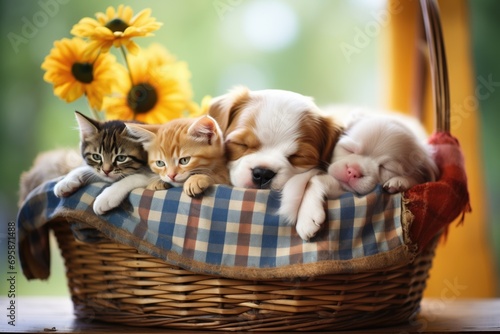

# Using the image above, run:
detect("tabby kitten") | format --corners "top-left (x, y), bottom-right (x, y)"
top-left (54, 111), bottom-right (154, 215)
top-left (126, 115), bottom-right (230, 197)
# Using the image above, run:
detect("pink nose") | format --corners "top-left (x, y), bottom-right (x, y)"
top-left (346, 166), bottom-right (361, 180)
top-left (168, 173), bottom-right (177, 181)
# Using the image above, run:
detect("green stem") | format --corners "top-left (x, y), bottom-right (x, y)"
top-left (86, 95), bottom-right (102, 121)
top-left (120, 45), bottom-right (134, 85)
top-left (84, 51), bottom-right (103, 121)
top-left (90, 108), bottom-right (101, 121)
top-left (91, 49), bottom-right (102, 64)
top-left (119, 45), bottom-right (137, 121)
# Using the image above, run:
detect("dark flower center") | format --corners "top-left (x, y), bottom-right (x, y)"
top-left (105, 18), bottom-right (129, 33)
top-left (127, 83), bottom-right (158, 114)
top-left (71, 62), bottom-right (93, 84)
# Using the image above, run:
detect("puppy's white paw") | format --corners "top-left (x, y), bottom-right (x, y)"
top-left (383, 177), bottom-right (411, 193)
top-left (295, 186), bottom-right (327, 241)
top-left (54, 176), bottom-right (82, 197)
top-left (93, 187), bottom-right (124, 215)
top-left (278, 192), bottom-right (301, 226)
top-left (279, 170), bottom-right (322, 225)
top-left (296, 212), bottom-right (325, 241)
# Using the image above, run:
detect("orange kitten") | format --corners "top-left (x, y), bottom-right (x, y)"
top-left (126, 116), bottom-right (230, 197)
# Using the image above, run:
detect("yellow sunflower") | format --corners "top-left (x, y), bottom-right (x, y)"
top-left (102, 44), bottom-right (195, 124)
top-left (142, 43), bottom-right (176, 68)
top-left (187, 95), bottom-right (213, 118)
top-left (41, 37), bottom-right (118, 111)
top-left (71, 5), bottom-right (162, 55)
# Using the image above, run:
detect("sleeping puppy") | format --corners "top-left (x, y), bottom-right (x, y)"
top-left (329, 115), bottom-right (438, 195)
top-left (293, 114), bottom-right (439, 241)
top-left (208, 86), bottom-right (342, 192)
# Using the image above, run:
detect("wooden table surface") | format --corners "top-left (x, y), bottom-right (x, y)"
top-left (2, 297), bottom-right (500, 333)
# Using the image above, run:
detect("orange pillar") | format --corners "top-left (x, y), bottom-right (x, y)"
top-left (385, 0), bottom-right (496, 297)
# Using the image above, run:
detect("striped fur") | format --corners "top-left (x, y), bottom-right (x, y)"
top-left (126, 116), bottom-right (230, 197)
top-left (77, 112), bottom-right (149, 182)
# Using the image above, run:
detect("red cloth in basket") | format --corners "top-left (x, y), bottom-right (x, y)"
top-left (406, 132), bottom-right (471, 250)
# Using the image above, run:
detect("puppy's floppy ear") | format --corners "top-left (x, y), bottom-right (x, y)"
top-left (317, 115), bottom-right (344, 166)
top-left (208, 86), bottom-right (250, 134)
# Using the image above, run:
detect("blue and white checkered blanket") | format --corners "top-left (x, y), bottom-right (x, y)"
top-left (17, 180), bottom-right (413, 280)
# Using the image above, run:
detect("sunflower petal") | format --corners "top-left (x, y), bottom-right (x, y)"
top-left (85, 88), bottom-right (104, 110)
top-left (130, 8), bottom-right (152, 26)
top-left (95, 12), bottom-right (109, 25)
top-left (54, 81), bottom-right (84, 102)
top-left (106, 6), bottom-right (117, 20)
top-left (121, 5), bottom-right (134, 22)
top-left (71, 18), bottom-right (101, 37)
top-left (124, 40), bottom-right (141, 55)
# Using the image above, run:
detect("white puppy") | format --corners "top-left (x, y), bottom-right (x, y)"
top-left (293, 114), bottom-right (439, 241)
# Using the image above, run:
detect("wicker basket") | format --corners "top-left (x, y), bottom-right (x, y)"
top-left (19, 0), bottom-right (465, 331)
top-left (51, 222), bottom-right (438, 331)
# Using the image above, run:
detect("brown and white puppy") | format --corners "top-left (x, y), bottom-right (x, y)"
top-left (208, 86), bottom-right (342, 194)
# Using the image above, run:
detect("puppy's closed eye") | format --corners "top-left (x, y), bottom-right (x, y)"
top-left (226, 140), bottom-right (249, 161)
top-left (338, 137), bottom-right (360, 155)
top-left (379, 160), bottom-right (406, 176)
top-left (287, 149), bottom-right (318, 170)
top-left (225, 129), bottom-right (261, 161)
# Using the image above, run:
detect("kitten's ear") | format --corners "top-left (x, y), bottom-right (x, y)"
top-left (125, 124), bottom-right (159, 148)
top-left (188, 116), bottom-right (221, 144)
top-left (74, 111), bottom-right (99, 140)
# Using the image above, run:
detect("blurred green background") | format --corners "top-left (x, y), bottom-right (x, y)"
top-left (0, 0), bottom-right (498, 296)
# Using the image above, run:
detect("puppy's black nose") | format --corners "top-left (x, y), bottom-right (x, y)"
top-left (252, 168), bottom-right (276, 188)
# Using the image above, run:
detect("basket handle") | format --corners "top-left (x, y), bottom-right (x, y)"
top-left (419, 0), bottom-right (450, 133)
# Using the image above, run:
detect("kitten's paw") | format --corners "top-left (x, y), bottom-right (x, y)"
top-left (54, 176), bottom-right (82, 197)
top-left (383, 177), bottom-right (411, 193)
top-left (147, 179), bottom-right (169, 191)
top-left (184, 175), bottom-right (211, 197)
top-left (93, 187), bottom-right (124, 215)
top-left (295, 195), bottom-right (326, 241)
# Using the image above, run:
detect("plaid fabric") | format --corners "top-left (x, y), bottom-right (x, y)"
top-left (18, 180), bottom-right (405, 279)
